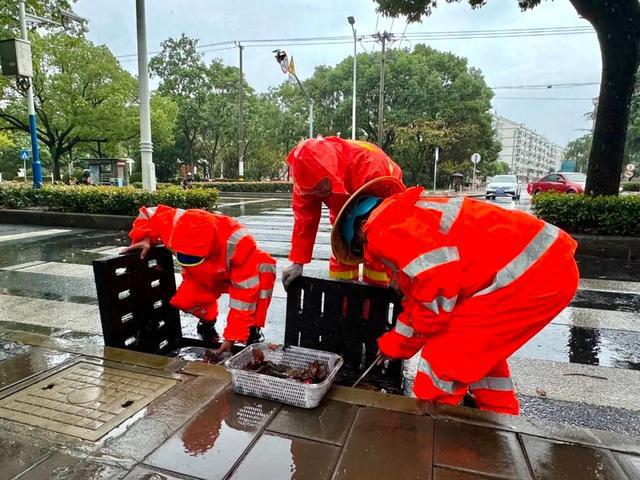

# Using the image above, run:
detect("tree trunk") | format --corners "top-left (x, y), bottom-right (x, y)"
top-left (572, 0), bottom-right (640, 195)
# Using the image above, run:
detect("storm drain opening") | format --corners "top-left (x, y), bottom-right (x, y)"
top-left (0, 362), bottom-right (178, 441)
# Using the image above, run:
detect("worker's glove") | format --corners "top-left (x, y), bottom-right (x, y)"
top-left (282, 263), bottom-right (304, 290)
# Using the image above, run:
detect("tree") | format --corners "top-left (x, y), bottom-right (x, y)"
top-left (0, 33), bottom-right (138, 180)
top-left (373, 0), bottom-right (640, 195)
top-left (149, 35), bottom-right (209, 167)
top-left (272, 45), bottom-right (500, 186)
top-left (565, 134), bottom-right (592, 173)
top-left (0, 1), bottom-right (77, 37)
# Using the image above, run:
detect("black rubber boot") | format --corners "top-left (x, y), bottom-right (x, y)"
top-left (246, 327), bottom-right (264, 345)
top-left (197, 321), bottom-right (220, 344)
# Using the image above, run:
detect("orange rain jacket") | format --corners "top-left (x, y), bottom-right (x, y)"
top-left (129, 205), bottom-right (276, 343)
top-left (287, 136), bottom-right (403, 264)
top-left (364, 187), bottom-right (578, 389)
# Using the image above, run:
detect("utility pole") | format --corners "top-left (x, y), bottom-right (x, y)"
top-left (434, 146), bottom-right (439, 191)
top-left (375, 32), bottom-right (392, 147)
top-left (237, 42), bottom-right (245, 179)
top-left (135, 0), bottom-right (156, 192)
top-left (17, 0), bottom-right (42, 188)
top-left (348, 16), bottom-right (357, 140)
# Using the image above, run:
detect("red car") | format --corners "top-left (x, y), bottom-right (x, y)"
top-left (528, 172), bottom-right (586, 195)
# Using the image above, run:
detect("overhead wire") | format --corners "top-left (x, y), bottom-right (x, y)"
top-left (114, 25), bottom-right (595, 59)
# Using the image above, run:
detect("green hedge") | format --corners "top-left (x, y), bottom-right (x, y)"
top-left (191, 181), bottom-right (292, 193)
top-left (622, 182), bottom-right (640, 192)
top-left (0, 184), bottom-right (219, 216)
top-left (532, 193), bottom-right (640, 237)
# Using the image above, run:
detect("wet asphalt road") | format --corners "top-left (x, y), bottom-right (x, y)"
top-left (1, 192), bottom-right (640, 436)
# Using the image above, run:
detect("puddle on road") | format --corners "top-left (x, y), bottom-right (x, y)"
top-left (515, 323), bottom-right (640, 370)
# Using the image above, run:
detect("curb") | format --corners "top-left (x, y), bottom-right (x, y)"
top-left (0, 209), bottom-right (133, 231)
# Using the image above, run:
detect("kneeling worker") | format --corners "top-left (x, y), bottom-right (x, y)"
top-left (123, 205), bottom-right (276, 354)
top-left (332, 178), bottom-right (578, 414)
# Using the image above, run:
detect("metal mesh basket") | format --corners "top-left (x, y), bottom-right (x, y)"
top-left (224, 343), bottom-right (343, 409)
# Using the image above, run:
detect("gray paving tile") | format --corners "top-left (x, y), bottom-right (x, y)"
top-left (145, 389), bottom-right (279, 480)
top-left (434, 420), bottom-right (531, 479)
top-left (333, 407), bottom-right (433, 480)
top-left (229, 432), bottom-right (340, 480)
top-left (267, 399), bottom-right (357, 445)
top-left (522, 435), bottom-right (627, 480)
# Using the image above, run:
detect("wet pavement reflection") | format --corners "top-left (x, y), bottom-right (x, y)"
top-left (515, 323), bottom-right (640, 370)
top-left (229, 432), bottom-right (340, 480)
top-left (146, 389), bottom-right (279, 480)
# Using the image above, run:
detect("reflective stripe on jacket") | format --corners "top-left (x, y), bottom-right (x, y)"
top-left (129, 204), bottom-right (275, 342)
top-left (364, 187), bottom-right (577, 360)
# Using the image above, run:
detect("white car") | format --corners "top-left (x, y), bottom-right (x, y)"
top-left (486, 175), bottom-right (521, 201)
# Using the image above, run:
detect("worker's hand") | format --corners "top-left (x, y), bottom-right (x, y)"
top-left (121, 238), bottom-right (151, 259)
top-left (282, 263), bottom-right (303, 290)
top-left (215, 340), bottom-right (234, 356)
top-left (376, 349), bottom-right (396, 365)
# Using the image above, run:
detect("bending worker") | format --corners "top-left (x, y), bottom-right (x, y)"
top-left (332, 177), bottom-right (579, 414)
top-left (282, 136), bottom-right (404, 288)
top-left (123, 205), bottom-right (276, 353)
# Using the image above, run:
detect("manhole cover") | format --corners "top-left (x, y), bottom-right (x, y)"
top-left (0, 362), bottom-right (178, 441)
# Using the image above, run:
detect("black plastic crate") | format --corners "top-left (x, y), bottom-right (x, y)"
top-left (93, 246), bottom-right (206, 355)
top-left (285, 276), bottom-right (404, 391)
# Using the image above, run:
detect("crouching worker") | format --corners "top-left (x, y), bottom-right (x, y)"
top-left (332, 178), bottom-right (579, 415)
top-left (123, 205), bottom-right (276, 354)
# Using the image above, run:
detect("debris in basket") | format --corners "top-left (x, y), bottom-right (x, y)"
top-left (245, 348), bottom-right (329, 384)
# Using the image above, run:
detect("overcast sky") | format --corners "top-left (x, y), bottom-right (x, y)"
top-left (74, 0), bottom-right (601, 146)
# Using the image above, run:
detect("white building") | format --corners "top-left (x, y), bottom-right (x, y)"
top-left (494, 115), bottom-right (566, 181)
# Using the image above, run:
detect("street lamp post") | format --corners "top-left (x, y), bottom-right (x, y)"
top-left (135, 0), bottom-right (156, 192)
top-left (273, 49), bottom-right (314, 138)
top-left (17, 0), bottom-right (41, 188)
top-left (348, 16), bottom-right (356, 140)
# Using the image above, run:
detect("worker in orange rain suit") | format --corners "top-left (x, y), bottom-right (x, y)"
top-left (123, 205), bottom-right (276, 353)
top-left (281, 135), bottom-right (404, 289)
top-left (331, 177), bottom-right (579, 414)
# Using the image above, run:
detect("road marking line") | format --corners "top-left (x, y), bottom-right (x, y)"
top-left (0, 229), bottom-right (71, 243)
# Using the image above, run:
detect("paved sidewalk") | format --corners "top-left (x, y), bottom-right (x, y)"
top-left (0, 324), bottom-right (638, 480)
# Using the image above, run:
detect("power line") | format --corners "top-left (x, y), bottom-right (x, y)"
top-left (495, 96), bottom-right (594, 100)
top-left (492, 82), bottom-right (599, 90)
top-left (114, 25), bottom-right (595, 59)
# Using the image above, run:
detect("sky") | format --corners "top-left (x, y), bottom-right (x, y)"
top-left (74, 0), bottom-right (602, 147)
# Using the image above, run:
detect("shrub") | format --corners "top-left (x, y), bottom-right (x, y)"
top-left (129, 171), bottom-right (142, 183)
top-left (532, 193), bottom-right (640, 237)
top-left (191, 181), bottom-right (292, 193)
top-left (622, 182), bottom-right (640, 192)
top-left (0, 184), bottom-right (219, 216)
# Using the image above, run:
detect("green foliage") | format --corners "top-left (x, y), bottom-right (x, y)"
top-left (373, 0), bottom-right (542, 22)
top-left (188, 181), bottom-right (292, 193)
top-left (0, 33), bottom-right (138, 180)
top-left (0, 184), bottom-right (218, 215)
top-left (622, 182), bottom-right (640, 192)
top-left (129, 172), bottom-right (142, 183)
top-left (532, 193), bottom-right (640, 236)
top-left (274, 45), bottom-right (498, 186)
top-left (565, 134), bottom-right (592, 173)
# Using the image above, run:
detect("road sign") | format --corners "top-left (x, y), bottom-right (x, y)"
top-left (20, 148), bottom-right (29, 160)
top-left (624, 169), bottom-right (635, 179)
top-left (625, 163), bottom-right (636, 172)
top-left (471, 153), bottom-right (481, 164)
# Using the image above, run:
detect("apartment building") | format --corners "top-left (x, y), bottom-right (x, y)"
top-left (494, 115), bottom-right (566, 181)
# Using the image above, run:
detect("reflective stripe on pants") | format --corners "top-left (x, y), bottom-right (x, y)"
top-left (229, 298), bottom-right (256, 311)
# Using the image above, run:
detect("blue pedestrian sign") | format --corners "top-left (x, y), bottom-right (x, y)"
top-left (20, 148), bottom-right (29, 160)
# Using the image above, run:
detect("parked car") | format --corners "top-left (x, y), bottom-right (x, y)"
top-left (528, 172), bottom-right (586, 195)
top-left (485, 174), bottom-right (521, 200)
